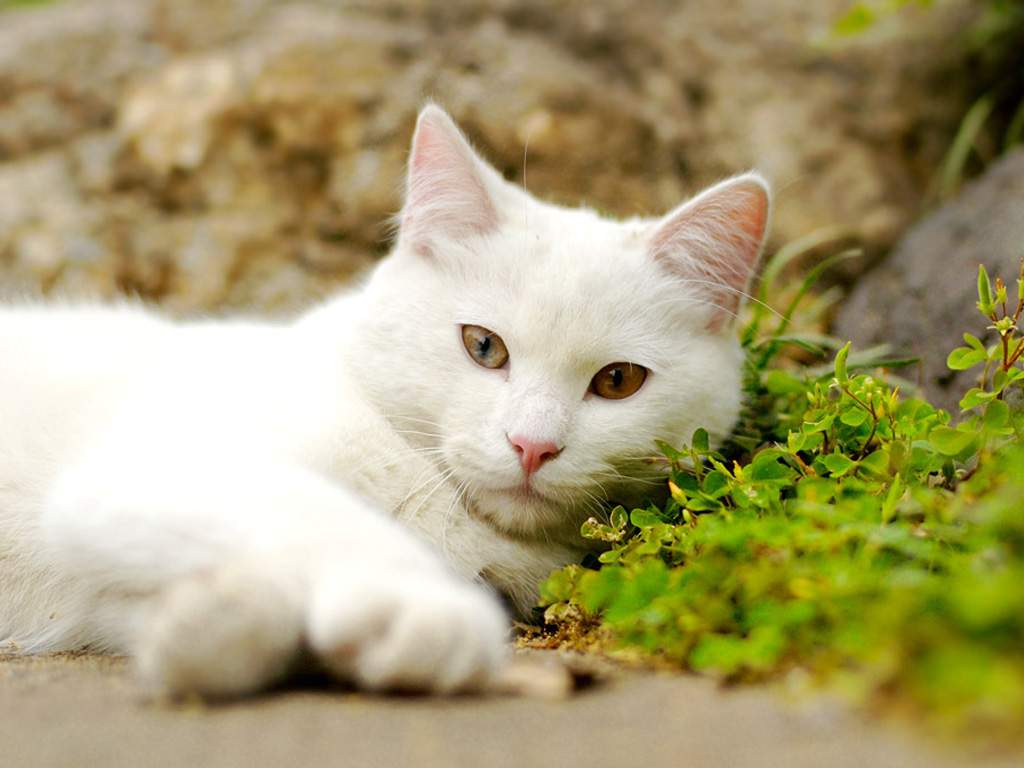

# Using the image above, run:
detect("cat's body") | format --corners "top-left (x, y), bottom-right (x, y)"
top-left (0, 105), bottom-right (769, 696)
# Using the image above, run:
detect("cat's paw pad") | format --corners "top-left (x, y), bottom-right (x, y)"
top-left (307, 571), bottom-right (507, 693)
top-left (136, 565), bottom-right (303, 698)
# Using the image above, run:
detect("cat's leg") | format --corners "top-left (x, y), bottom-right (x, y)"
top-left (41, 440), bottom-right (507, 697)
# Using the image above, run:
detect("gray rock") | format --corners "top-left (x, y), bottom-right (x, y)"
top-left (833, 149), bottom-right (1024, 413)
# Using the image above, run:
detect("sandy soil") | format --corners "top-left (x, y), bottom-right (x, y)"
top-left (0, 652), bottom-right (1016, 768)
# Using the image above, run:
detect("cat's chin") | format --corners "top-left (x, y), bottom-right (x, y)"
top-left (465, 485), bottom-right (584, 542)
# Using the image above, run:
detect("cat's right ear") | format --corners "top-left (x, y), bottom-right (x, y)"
top-left (399, 104), bottom-right (500, 257)
top-left (648, 173), bottom-right (771, 332)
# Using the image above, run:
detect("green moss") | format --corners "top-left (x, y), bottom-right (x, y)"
top-left (539, 258), bottom-right (1024, 740)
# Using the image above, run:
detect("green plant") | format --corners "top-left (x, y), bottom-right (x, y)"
top-left (832, 0), bottom-right (936, 37)
top-left (537, 254), bottom-right (1024, 740)
top-left (0, 0), bottom-right (59, 9)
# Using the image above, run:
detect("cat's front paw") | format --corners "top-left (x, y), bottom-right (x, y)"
top-left (307, 568), bottom-right (507, 693)
top-left (136, 564), bottom-right (304, 698)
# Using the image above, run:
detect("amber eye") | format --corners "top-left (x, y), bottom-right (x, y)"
top-left (461, 325), bottom-right (509, 369)
top-left (590, 362), bottom-right (648, 400)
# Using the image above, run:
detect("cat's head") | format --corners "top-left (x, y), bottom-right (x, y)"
top-left (359, 104), bottom-right (769, 541)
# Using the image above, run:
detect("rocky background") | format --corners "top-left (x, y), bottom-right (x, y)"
top-left (0, 0), bottom-right (1022, 404)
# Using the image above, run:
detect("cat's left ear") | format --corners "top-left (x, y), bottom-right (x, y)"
top-left (649, 173), bottom-right (771, 331)
top-left (399, 104), bottom-right (502, 257)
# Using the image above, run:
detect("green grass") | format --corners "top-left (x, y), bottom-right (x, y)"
top-left (537, 255), bottom-right (1024, 741)
top-left (0, 0), bottom-right (59, 9)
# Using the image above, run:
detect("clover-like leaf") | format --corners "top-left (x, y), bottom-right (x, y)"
top-left (691, 427), bottom-right (710, 454)
top-left (630, 507), bottom-right (664, 528)
top-left (928, 426), bottom-right (978, 457)
top-left (840, 407), bottom-right (869, 427)
top-left (946, 346), bottom-right (987, 371)
top-left (960, 388), bottom-right (995, 411)
top-left (821, 453), bottom-right (857, 477)
top-left (962, 332), bottom-right (986, 352)
top-left (983, 399), bottom-right (1010, 430)
top-left (858, 449), bottom-right (889, 478)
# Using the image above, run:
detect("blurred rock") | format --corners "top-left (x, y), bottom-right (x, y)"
top-left (834, 149), bottom-right (1024, 413)
top-left (0, 0), bottom-right (984, 312)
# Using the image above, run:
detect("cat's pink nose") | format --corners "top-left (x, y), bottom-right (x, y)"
top-left (508, 435), bottom-right (562, 477)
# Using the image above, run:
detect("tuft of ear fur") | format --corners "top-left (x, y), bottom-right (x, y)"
top-left (649, 173), bottom-right (771, 332)
top-left (399, 104), bottom-right (499, 256)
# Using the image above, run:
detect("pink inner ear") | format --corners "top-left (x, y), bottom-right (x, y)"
top-left (401, 109), bottom-right (498, 254)
top-left (650, 177), bottom-right (770, 332)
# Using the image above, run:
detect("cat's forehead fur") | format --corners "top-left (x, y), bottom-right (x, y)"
top-left (449, 203), bottom-right (683, 375)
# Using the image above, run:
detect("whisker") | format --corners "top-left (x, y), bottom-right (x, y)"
top-left (391, 415), bottom-right (445, 429)
top-left (397, 463), bottom-right (454, 512)
top-left (440, 478), bottom-right (468, 559)
top-left (403, 467), bottom-right (458, 524)
top-left (392, 429), bottom-right (445, 440)
top-left (667, 277), bottom-right (786, 322)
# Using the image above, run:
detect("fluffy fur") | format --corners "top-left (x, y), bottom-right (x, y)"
top-left (0, 105), bottom-right (770, 696)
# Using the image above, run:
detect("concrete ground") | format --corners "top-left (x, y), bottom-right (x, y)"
top-left (0, 652), bottom-right (1017, 768)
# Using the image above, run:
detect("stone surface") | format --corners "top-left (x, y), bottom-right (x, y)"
top-left (834, 149), bottom-right (1024, 413)
top-left (0, 0), bottom-right (985, 312)
top-left (2, 653), bottom-right (1018, 768)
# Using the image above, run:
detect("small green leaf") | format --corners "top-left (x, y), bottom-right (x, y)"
top-left (822, 453), bottom-right (857, 477)
top-left (691, 428), bottom-right (710, 453)
top-left (655, 439), bottom-right (683, 463)
top-left (963, 333), bottom-right (986, 352)
top-left (580, 518), bottom-right (604, 540)
top-left (749, 454), bottom-right (794, 482)
top-left (978, 264), bottom-right (995, 316)
top-left (993, 369), bottom-right (1010, 394)
top-left (984, 399), bottom-right (1010, 430)
top-left (928, 426), bottom-right (978, 457)
top-left (610, 506), bottom-right (628, 529)
top-left (787, 430), bottom-right (808, 453)
top-left (803, 414), bottom-right (835, 434)
top-left (702, 470), bottom-right (732, 498)
top-left (859, 449), bottom-right (889, 478)
top-left (686, 495), bottom-right (720, 512)
top-left (960, 387), bottom-right (995, 410)
top-left (840, 408), bottom-right (869, 427)
top-left (598, 548), bottom-right (622, 564)
top-left (538, 566), bottom-right (580, 605)
top-left (946, 347), bottom-right (987, 371)
top-left (834, 341), bottom-right (851, 385)
top-left (630, 508), bottom-right (663, 528)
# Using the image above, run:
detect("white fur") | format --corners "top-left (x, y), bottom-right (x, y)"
top-left (0, 105), bottom-right (769, 696)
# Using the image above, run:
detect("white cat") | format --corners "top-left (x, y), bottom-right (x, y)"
top-left (0, 105), bottom-right (769, 697)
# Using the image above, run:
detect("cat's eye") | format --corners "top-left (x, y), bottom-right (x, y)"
top-left (590, 362), bottom-right (647, 400)
top-left (461, 325), bottom-right (509, 369)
